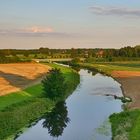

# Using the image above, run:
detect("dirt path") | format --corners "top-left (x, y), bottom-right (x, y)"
top-left (112, 71), bottom-right (140, 109)
top-left (0, 63), bottom-right (50, 96)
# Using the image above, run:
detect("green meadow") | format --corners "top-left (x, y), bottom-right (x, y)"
top-left (79, 61), bottom-right (140, 75)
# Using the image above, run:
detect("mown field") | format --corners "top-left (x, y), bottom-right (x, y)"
top-left (80, 61), bottom-right (140, 75)
top-left (0, 63), bottom-right (80, 139)
top-left (0, 63), bottom-right (50, 96)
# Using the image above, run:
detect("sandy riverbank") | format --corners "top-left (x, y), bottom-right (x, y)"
top-left (112, 71), bottom-right (140, 109)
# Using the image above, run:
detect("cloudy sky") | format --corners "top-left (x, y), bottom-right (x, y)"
top-left (0, 0), bottom-right (140, 49)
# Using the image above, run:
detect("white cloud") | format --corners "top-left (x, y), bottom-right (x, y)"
top-left (0, 26), bottom-right (72, 38)
top-left (25, 26), bottom-right (54, 33)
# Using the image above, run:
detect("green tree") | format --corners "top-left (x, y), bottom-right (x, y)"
top-left (42, 68), bottom-right (66, 100)
top-left (71, 57), bottom-right (81, 64)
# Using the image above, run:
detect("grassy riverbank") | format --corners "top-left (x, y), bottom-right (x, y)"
top-left (110, 110), bottom-right (140, 140)
top-left (0, 63), bottom-right (80, 140)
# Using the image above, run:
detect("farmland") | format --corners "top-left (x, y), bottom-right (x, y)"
top-left (0, 63), bottom-right (80, 139)
top-left (0, 63), bottom-right (50, 96)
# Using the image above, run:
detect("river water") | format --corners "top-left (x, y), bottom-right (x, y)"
top-left (16, 69), bottom-right (123, 140)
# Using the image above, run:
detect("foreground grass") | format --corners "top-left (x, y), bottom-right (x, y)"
top-left (0, 84), bottom-right (43, 110)
top-left (110, 110), bottom-right (140, 140)
top-left (0, 63), bottom-right (80, 139)
top-left (0, 98), bottom-right (54, 140)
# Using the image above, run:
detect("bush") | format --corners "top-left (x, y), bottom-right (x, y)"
top-left (42, 68), bottom-right (66, 100)
top-left (71, 57), bottom-right (81, 64)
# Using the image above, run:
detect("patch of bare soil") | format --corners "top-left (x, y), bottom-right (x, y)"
top-left (0, 63), bottom-right (50, 96)
top-left (112, 71), bottom-right (140, 109)
top-left (112, 71), bottom-right (140, 78)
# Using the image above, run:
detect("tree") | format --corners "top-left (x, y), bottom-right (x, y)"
top-left (42, 68), bottom-right (66, 100)
top-left (23, 53), bottom-right (29, 57)
top-left (71, 57), bottom-right (81, 64)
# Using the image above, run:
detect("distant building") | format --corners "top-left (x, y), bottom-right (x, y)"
top-left (96, 50), bottom-right (104, 58)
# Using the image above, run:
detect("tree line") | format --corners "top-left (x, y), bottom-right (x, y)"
top-left (0, 45), bottom-right (140, 63)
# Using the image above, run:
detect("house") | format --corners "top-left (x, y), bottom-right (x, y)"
top-left (96, 50), bottom-right (104, 58)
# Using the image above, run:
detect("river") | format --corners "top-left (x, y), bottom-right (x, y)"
top-left (16, 69), bottom-right (123, 140)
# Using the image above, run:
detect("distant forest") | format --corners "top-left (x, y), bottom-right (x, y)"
top-left (0, 45), bottom-right (140, 63)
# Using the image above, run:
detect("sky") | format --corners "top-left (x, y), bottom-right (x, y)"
top-left (0, 0), bottom-right (140, 49)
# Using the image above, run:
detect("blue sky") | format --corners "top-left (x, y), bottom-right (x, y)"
top-left (0, 0), bottom-right (140, 49)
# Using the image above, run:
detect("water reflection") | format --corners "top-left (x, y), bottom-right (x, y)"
top-left (16, 69), bottom-right (123, 140)
top-left (42, 101), bottom-right (70, 138)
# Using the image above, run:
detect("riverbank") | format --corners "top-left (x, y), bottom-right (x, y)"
top-left (110, 109), bottom-right (140, 140)
top-left (0, 63), bottom-right (80, 140)
top-left (115, 76), bottom-right (140, 109)
top-left (77, 62), bottom-right (140, 108)
top-left (108, 74), bottom-right (140, 139)
top-left (76, 62), bottom-right (140, 140)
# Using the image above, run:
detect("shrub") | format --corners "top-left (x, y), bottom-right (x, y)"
top-left (42, 68), bottom-right (66, 100)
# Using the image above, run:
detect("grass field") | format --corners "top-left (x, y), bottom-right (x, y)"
top-left (80, 61), bottom-right (140, 75)
top-left (0, 84), bottom-right (43, 110)
top-left (0, 62), bottom-right (80, 139)
top-left (0, 63), bottom-right (79, 111)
